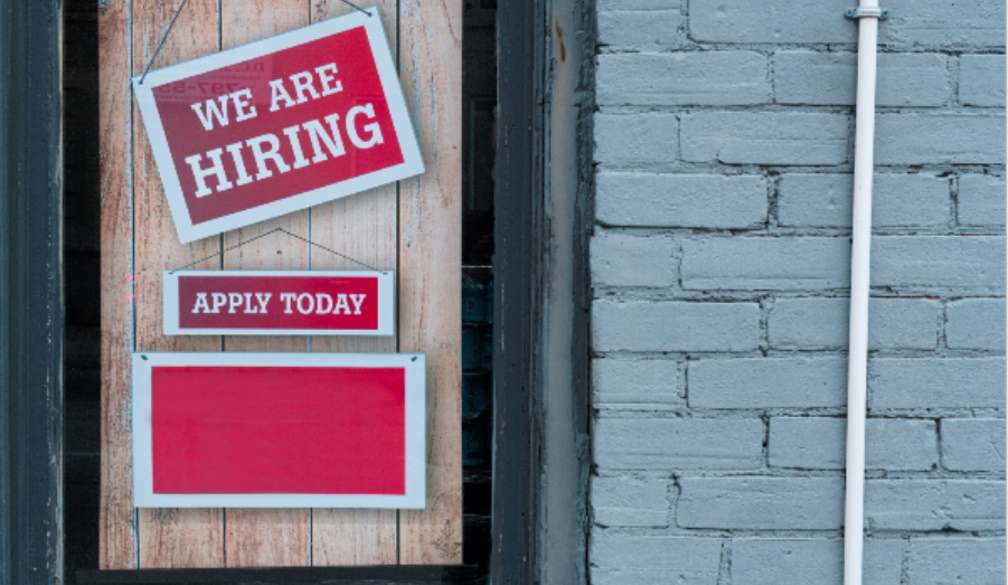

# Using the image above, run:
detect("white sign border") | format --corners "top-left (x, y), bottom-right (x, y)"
top-left (132, 7), bottom-right (423, 243)
top-left (132, 351), bottom-right (426, 509)
top-left (163, 270), bottom-right (395, 336)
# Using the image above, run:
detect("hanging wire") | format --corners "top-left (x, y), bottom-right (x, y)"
top-left (137, 0), bottom-right (372, 85)
top-left (167, 227), bottom-right (386, 274)
top-left (138, 0), bottom-right (191, 85)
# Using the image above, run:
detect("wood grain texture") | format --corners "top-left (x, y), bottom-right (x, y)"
top-left (308, 0), bottom-right (400, 566)
top-left (99, 0), bottom-right (137, 569)
top-left (219, 0), bottom-right (313, 568)
top-left (397, 0), bottom-right (464, 565)
top-left (132, 0), bottom-right (225, 569)
top-left (102, 0), bottom-right (463, 568)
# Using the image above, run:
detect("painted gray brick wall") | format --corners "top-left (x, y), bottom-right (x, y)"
top-left (590, 0), bottom-right (1005, 583)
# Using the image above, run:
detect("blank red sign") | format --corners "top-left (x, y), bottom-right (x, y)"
top-left (151, 365), bottom-right (405, 495)
top-left (132, 352), bottom-right (426, 508)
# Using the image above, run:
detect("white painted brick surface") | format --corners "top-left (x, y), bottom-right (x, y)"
top-left (691, 0), bottom-right (1005, 48)
top-left (591, 234), bottom-right (675, 288)
top-left (594, 416), bottom-right (764, 470)
top-left (958, 173), bottom-right (1007, 227)
top-left (875, 114), bottom-right (1005, 165)
top-left (865, 480), bottom-right (1005, 531)
top-left (777, 173), bottom-right (950, 229)
top-left (680, 112), bottom-right (849, 165)
top-left (768, 297), bottom-right (939, 351)
top-left (598, 52), bottom-right (770, 106)
top-left (959, 54), bottom-right (1006, 107)
top-left (592, 358), bottom-right (683, 410)
top-left (774, 52), bottom-right (949, 106)
top-left (591, 475), bottom-right (670, 527)
top-left (677, 477), bottom-right (844, 529)
top-left (941, 418), bottom-right (1006, 472)
top-left (596, 172), bottom-right (766, 228)
top-left (689, 357), bottom-right (846, 409)
top-left (681, 237), bottom-right (849, 291)
top-left (588, 0), bottom-right (1005, 580)
top-left (869, 358), bottom-right (1005, 410)
top-left (590, 532), bottom-right (722, 585)
top-left (908, 538), bottom-right (1007, 585)
top-left (769, 417), bottom-right (938, 470)
top-left (598, 10), bottom-right (685, 51)
top-left (945, 298), bottom-right (1006, 351)
top-left (592, 300), bottom-right (762, 352)
top-left (871, 236), bottom-right (1005, 293)
top-left (732, 538), bottom-right (902, 585)
top-left (594, 113), bottom-right (678, 169)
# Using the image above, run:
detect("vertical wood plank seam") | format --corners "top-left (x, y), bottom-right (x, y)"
top-left (128, 0), bottom-right (142, 568)
top-left (216, 5), bottom-right (226, 567)
top-left (394, 0), bottom-right (402, 566)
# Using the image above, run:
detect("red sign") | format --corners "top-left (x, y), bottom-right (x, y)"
top-left (163, 270), bottom-right (394, 335)
top-left (132, 352), bottom-right (426, 508)
top-left (133, 9), bottom-right (422, 243)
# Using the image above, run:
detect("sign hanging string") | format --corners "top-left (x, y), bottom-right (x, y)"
top-left (168, 227), bottom-right (386, 274)
top-left (138, 0), bottom-right (372, 85)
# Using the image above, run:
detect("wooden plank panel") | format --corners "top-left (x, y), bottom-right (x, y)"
top-left (99, 0), bottom-right (137, 569)
top-left (308, 0), bottom-right (400, 566)
top-left (218, 0), bottom-right (313, 568)
top-left (397, 0), bottom-right (464, 565)
top-left (131, 0), bottom-right (226, 568)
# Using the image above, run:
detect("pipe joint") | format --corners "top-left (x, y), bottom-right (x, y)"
top-left (845, 6), bottom-right (888, 19)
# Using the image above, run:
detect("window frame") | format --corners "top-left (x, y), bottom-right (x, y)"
top-left (0, 0), bottom-right (590, 581)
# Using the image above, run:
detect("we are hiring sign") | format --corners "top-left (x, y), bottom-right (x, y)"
top-left (133, 8), bottom-right (422, 243)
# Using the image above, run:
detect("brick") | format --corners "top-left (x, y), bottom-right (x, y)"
top-left (596, 172), bottom-right (766, 229)
top-left (598, 10), bottom-right (685, 51)
top-left (598, 0), bottom-right (673, 10)
top-left (591, 234), bottom-right (675, 288)
top-left (769, 417), bottom-right (937, 471)
top-left (960, 54), bottom-right (1006, 107)
top-left (777, 173), bottom-right (950, 229)
top-left (592, 300), bottom-right (762, 352)
top-left (941, 418), bottom-right (1006, 472)
top-left (908, 538), bottom-right (1006, 585)
top-left (869, 357), bottom-right (1005, 410)
top-left (689, 0), bottom-right (856, 44)
top-left (681, 237), bottom-right (849, 291)
top-left (594, 113), bottom-right (677, 169)
top-left (592, 358), bottom-right (683, 410)
top-left (598, 52), bottom-right (770, 106)
top-left (946, 298), bottom-right (1006, 351)
top-left (591, 475), bottom-right (670, 527)
top-left (690, 0), bottom-right (1005, 48)
top-left (769, 297), bottom-right (939, 351)
top-left (866, 479), bottom-right (1004, 531)
top-left (875, 114), bottom-right (1005, 165)
top-left (774, 52), bottom-right (948, 106)
top-left (594, 416), bottom-right (764, 470)
top-left (689, 357), bottom-right (846, 409)
top-left (732, 538), bottom-right (901, 585)
top-left (590, 532), bottom-right (721, 585)
top-left (958, 174), bottom-right (1006, 227)
top-left (872, 236), bottom-right (1005, 293)
top-left (880, 1), bottom-right (1006, 49)
top-left (680, 112), bottom-right (849, 165)
top-left (677, 477), bottom-right (843, 529)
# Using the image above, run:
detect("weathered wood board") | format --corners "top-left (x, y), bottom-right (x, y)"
top-left (99, 0), bottom-right (461, 569)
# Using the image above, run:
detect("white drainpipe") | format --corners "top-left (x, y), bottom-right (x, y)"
top-left (844, 3), bottom-right (886, 585)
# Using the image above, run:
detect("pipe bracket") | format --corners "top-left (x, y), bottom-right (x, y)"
top-left (846, 6), bottom-right (888, 19)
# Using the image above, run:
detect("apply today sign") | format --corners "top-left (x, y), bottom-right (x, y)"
top-left (133, 8), bottom-right (423, 243)
top-left (163, 270), bottom-right (394, 335)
